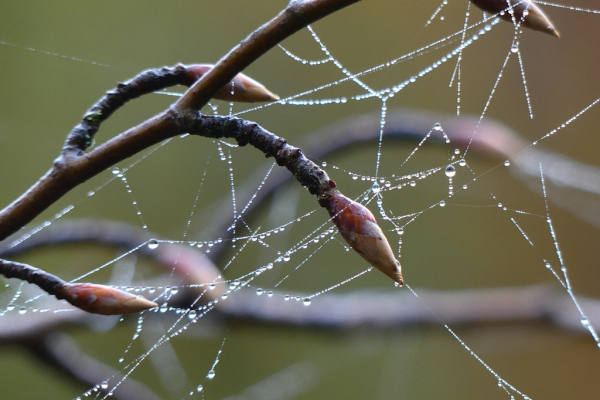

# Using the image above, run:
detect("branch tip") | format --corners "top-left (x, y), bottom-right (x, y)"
top-left (184, 64), bottom-right (279, 103)
top-left (324, 192), bottom-right (403, 285)
top-left (60, 283), bottom-right (158, 315)
top-left (471, 0), bottom-right (559, 37)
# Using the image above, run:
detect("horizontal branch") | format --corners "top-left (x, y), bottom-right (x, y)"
top-left (2, 220), bottom-right (598, 337)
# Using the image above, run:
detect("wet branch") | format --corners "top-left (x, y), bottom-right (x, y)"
top-left (0, 0), bottom-right (364, 302)
top-left (0, 0), bottom-right (362, 242)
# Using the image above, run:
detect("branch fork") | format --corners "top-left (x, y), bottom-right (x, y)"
top-left (1, 0), bottom-right (399, 315)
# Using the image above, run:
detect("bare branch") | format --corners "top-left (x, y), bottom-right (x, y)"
top-left (173, 0), bottom-right (362, 111)
top-left (0, 0), bottom-right (362, 242)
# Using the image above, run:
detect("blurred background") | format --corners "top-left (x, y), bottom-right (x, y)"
top-left (0, 0), bottom-right (599, 399)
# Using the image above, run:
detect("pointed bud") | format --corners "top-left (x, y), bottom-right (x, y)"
top-left (59, 283), bottom-right (158, 315)
top-left (184, 64), bottom-right (279, 103)
top-left (326, 193), bottom-right (403, 285)
top-left (471, 0), bottom-right (559, 37)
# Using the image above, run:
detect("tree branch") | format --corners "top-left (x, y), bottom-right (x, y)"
top-left (173, 0), bottom-right (362, 111)
top-left (0, 0), bottom-right (362, 242)
top-left (2, 220), bottom-right (598, 337)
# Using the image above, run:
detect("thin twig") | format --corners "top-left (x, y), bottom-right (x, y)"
top-left (202, 108), bottom-right (600, 255)
top-left (176, 112), bottom-right (337, 198)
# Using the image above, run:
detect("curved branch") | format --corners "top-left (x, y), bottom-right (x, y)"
top-left (203, 108), bottom-right (600, 259)
top-left (0, 0), bottom-right (362, 242)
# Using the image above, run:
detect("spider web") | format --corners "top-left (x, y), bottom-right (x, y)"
top-left (1, 1), bottom-right (600, 399)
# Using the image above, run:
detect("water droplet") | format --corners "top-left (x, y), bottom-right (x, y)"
top-left (221, 293), bottom-right (228, 300)
top-left (87, 191), bottom-right (95, 197)
top-left (303, 297), bottom-right (312, 306)
top-left (510, 44), bottom-right (519, 53)
top-left (439, 201), bottom-right (446, 207)
top-left (111, 167), bottom-right (120, 175)
top-left (267, 291), bottom-right (274, 297)
top-left (372, 182), bottom-right (380, 194)
top-left (581, 317), bottom-right (590, 327)
top-left (445, 165), bottom-right (456, 178)
top-left (545, 262), bottom-right (551, 269)
top-left (18, 306), bottom-right (27, 314)
top-left (410, 181), bottom-right (416, 187)
top-left (504, 160), bottom-right (511, 167)
top-left (159, 303), bottom-right (168, 313)
top-left (147, 239), bottom-right (159, 249)
top-left (209, 283), bottom-right (216, 290)
top-left (352, 174), bottom-right (358, 180)
top-left (196, 385), bottom-right (204, 392)
top-left (459, 159), bottom-right (466, 167)
top-left (6, 303), bottom-right (15, 311)
top-left (433, 123), bottom-right (442, 131)
top-left (206, 370), bottom-right (216, 379)
top-left (322, 161), bottom-right (327, 167)
top-left (188, 310), bottom-right (197, 319)
top-left (256, 288), bottom-right (263, 295)
top-left (283, 253), bottom-right (291, 262)
top-left (284, 295), bottom-right (290, 301)
top-left (100, 382), bottom-right (109, 390)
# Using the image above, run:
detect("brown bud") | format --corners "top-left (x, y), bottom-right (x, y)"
top-left (471, 0), bottom-right (559, 37)
top-left (326, 193), bottom-right (404, 285)
top-left (59, 283), bottom-right (158, 315)
top-left (184, 64), bottom-right (279, 103)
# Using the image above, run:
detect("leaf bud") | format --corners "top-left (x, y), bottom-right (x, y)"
top-left (471, 0), bottom-right (559, 37)
top-left (59, 283), bottom-right (158, 315)
top-left (184, 64), bottom-right (279, 102)
top-left (326, 193), bottom-right (403, 285)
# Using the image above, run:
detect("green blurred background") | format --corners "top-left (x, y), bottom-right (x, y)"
top-left (1, 0), bottom-right (599, 399)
